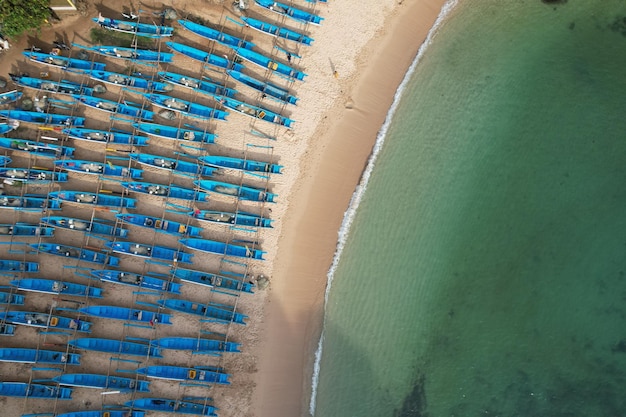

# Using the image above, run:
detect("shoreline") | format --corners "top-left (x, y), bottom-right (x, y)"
top-left (253, 1), bottom-right (449, 416)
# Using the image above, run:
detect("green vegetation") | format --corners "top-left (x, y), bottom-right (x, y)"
top-left (0, 0), bottom-right (51, 38)
top-left (89, 28), bottom-right (153, 49)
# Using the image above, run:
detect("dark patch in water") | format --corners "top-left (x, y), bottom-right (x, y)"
top-left (608, 16), bottom-right (626, 37)
top-left (611, 339), bottom-right (626, 353)
top-left (569, 22), bottom-right (575, 30)
top-left (395, 374), bottom-right (428, 417)
top-left (541, 0), bottom-right (567, 4)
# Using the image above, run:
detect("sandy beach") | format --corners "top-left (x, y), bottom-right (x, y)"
top-left (0, 0), bottom-right (447, 416)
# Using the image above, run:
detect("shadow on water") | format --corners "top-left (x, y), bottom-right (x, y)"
top-left (394, 374), bottom-right (428, 417)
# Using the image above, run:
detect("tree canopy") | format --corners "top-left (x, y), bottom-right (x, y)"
top-left (0, 0), bottom-right (50, 38)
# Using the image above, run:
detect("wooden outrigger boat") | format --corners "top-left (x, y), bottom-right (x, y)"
top-left (214, 95), bottom-right (293, 127)
top-left (241, 16), bottom-right (314, 46)
top-left (116, 213), bottom-right (202, 237)
top-left (0, 110), bottom-right (84, 126)
top-left (0, 348), bottom-right (80, 365)
top-left (0, 323), bottom-right (15, 336)
top-left (72, 43), bottom-right (174, 63)
top-left (85, 69), bottom-right (173, 93)
top-left (53, 373), bottom-right (150, 392)
top-left (0, 291), bottom-right (26, 305)
top-left (0, 223), bottom-right (54, 236)
top-left (136, 365), bottom-right (230, 384)
top-left (69, 337), bottom-right (162, 358)
top-left (10, 278), bottom-right (103, 298)
top-left (55, 159), bottom-right (143, 179)
top-left (129, 153), bottom-right (217, 177)
top-left (91, 269), bottom-right (181, 294)
top-left (255, 0), bottom-right (324, 25)
top-left (64, 127), bottom-right (149, 146)
top-left (22, 50), bottom-right (106, 72)
top-left (41, 216), bottom-right (129, 238)
top-left (125, 398), bottom-right (217, 416)
top-left (166, 41), bottom-right (245, 71)
top-left (158, 71), bottom-right (237, 98)
top-left (178, 19), bottom-right (254, 50)
top-left (0, 382), bottom-right (72, 399)
top-left (121, 181), bottom-right (209, 202)
top-left (189, 209), bottom-right (272, 228)
top-left (133, 122), bottom-right (215, 143)
top-left (140, 92), bottom-right (228, 121)
top-left (49, 191), bottom-right (137, 208)
top-left (93, 15), bottom-right (174, 38)
top-left (0, 310), bottom-right (92, 332)
top-left (151, 336), bottom-right (241, 354)
top-left (195, 179), bottom-right (277, 202)
top-left (157, 298), bottom-right (247, 325)
top-left (105, 241), bottom-right (193, 263)
top-left (28, 410), bottom-right (145, 417)
top-left (227, 69), bottom-right (298, 105)
top-left (73, 95), bottom-right (154, 121)
top-left (0, 123), bottom-right (16, 134)
top-left (30, 243), bottom-right (120, 266)
top-left (172, 267), bottom-right (254, 293)
top-left (180, 238), bottom-right (265, 260)
top-left (0, 137), bottom-right (75, 158)
top-left (235, 48), bottom-right (306, 81)
top-left (0, 194), bottom-right (62, 211)
top-left (0, 167), bottom-right (67, 183)
top-left (0, 90), bottom-right (23, 105)
top-left (79, 305), bottom-right (172, 325)
top-left (10, 74), bottom-right (95, 96)
top-left (0, 260), bottom-right (39, 272)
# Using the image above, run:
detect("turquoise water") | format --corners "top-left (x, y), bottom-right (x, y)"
top-left (312, 1), bottom-right (626, 416)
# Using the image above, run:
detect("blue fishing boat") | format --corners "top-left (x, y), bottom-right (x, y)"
top-left (0, 167), bottom-right (67, 183)
top-left (69, 338), bottom-right (161, 358)
top-left (0, 195), bottom-right (62, 211)
top-left (157, 298), bottom-right (247, 325)
top-left (140, 92), bottom-right (228, 121)
top-left (241, 16), bottom-right (313, 45)
top-left (91, 270), bottom-right (181, 294)
top-left (31, 243), bottom-right (120, 266)
top-left (0, 382), bottom-right (72, 399)
top-left (22, 50), bottom-right (106, 72)
top-left (73, 43), bottom-right (174, 63)
top-left (10, 74), bottom-right (95, 96)
top-left (49, 191), bottom-right (136, 208)
top-left (116, 213), bottom-right (202, 237)
top-left (85, 69), bottom-right (173, 93)
top-left (41, 216), bottom-right (128, 238)
top-left (172, 267), bottom-right (254, 293)
top-left (0, 324), bottom-right (15, 336)
top-left (151, 336), bottom-right (240, 354)
top-left (0, 348), bottom-right (79, 365)
top-left (235, 48), bottom-right (306, 81)
top-left (0, 260), bottom-right (38, 272)
top-left (195, 179), bottom-right (277, 202)
top-left (129, 153), bottom-right (216, 177)
top-left (55, 159), bottom-right (143, 179)
top-left (105, 241), bottom-right (193, 263)
top-left (136, 365), bottom-right (230, 384)
top-left (53, 373), bottom-right (150, 392)
top-left (0, 137), bottom-right (75, 158)
top-left (0, 123), bottom-right (16, 134)
top-left (180, 238), bottom-right (265, 260)
top-left (214, 95), bottom-right (293, 127)
top-left (0, 90), bottom-right (23, 105)
top-left (158, 71), bottom-right (236, 98)
top-left (125, 398), bottom-right (217, 416)
top-left (0, 110), bottom-right (84, 126)
top-left (166, 41), bottom-right (244, 71)
top-left (64, 127), bottom-right (149, 146)
top-left (10, 278), bottom-right (103, 298)
top-left (227, 69), bottom-right (298, 105)
top-left (178, 19), bottom-right (254, 49)
top-left (34, 411), bottom-right (145, 417)
top-left (255, 0), bottom-right (324, 25)
top-left (79, 305), bottom-right (172, 325)
top-left (0, 291), bottom-right (25, 305)
top-left (0, 311), bottom-right (91, 332)
top-left (133, 122), bottom-right (215, 143)
top-left (0, 223), bottom-right (54, 236)
top-left (189, 209), bottom-right (272, 228)
top-left (0, 155), bottom-right (10, 166)
top-left (121, 181), bottom-right (209, 202)
top-left (94, 15), bottom-right (174, 38)
top-left (73, 95), bottom-right (154, 121)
